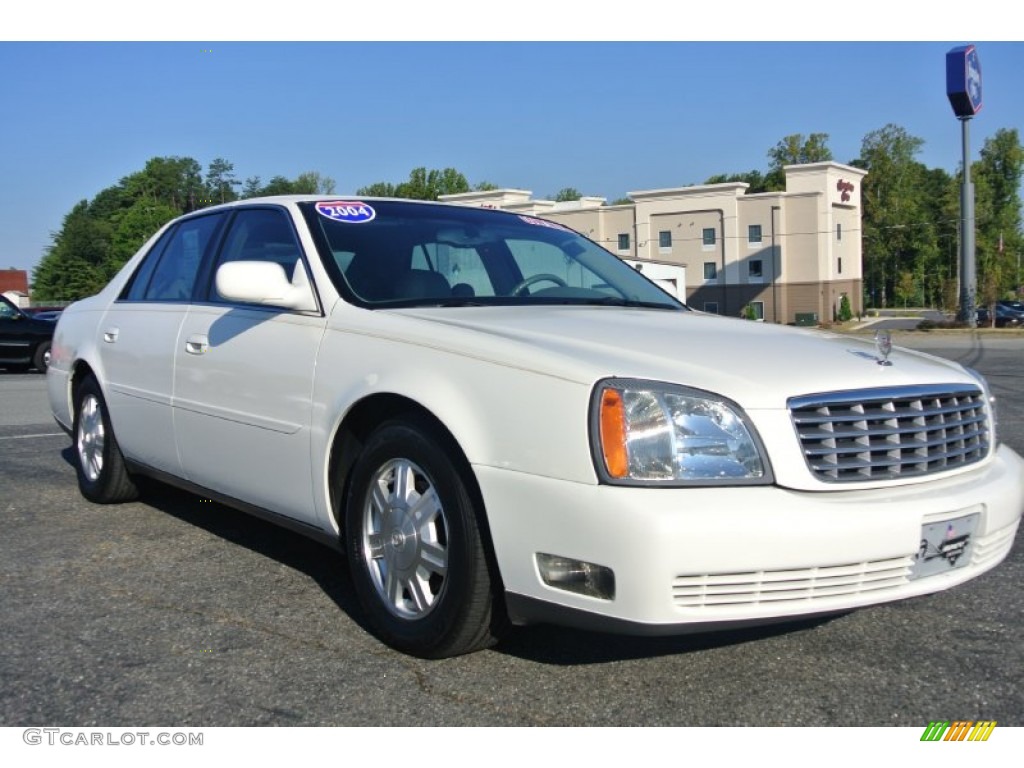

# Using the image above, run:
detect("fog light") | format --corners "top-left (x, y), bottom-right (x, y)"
top-left (536, 553), bottom-right (615, 600)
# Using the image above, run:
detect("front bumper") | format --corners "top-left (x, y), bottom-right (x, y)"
top-left (477, 444), bottom-right (1024, 632)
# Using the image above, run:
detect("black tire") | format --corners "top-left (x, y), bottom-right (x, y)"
top-left (73, 375), bottom-right (139, 503)
top-left (344, 419), bottom-right (501, 658)
top-left (32, 341), bottom-right (51, 373)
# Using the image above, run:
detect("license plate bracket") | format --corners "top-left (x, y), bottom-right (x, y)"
top-left (910, 512), bottom-right (979, 580)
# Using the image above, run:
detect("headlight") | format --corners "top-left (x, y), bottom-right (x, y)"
top-left (591, 379), bottom-right (772, 486)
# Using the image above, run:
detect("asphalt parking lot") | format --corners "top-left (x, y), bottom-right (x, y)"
top-left (1, 331), bottom-right (1022, 727)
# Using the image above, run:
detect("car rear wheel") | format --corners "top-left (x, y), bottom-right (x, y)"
top-left (33, 341), bottom-right (51, 373)
top-left (344, 419), bottom-right (502, 658)
top-left (73, 375), bottom-right (139, 503)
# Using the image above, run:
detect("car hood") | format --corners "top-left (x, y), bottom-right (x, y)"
top-left (379, 306), bottom-right (976, 409)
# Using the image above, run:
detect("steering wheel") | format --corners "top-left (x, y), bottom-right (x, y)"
top-left (510, 273), bottom-right (568, 296)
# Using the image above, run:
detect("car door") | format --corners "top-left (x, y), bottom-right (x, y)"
top-left (172, 206), bottom-right (327, 525)
top-left (97, 212), bottom-right (226, 473)
top-left (0, 296), bottom-right (32, 364)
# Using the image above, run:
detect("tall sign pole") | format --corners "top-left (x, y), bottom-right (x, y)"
top-left (946, 45), bottom-right (983, 324)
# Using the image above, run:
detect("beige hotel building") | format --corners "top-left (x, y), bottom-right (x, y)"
top-left (441, 161), bottom-right (867, 325)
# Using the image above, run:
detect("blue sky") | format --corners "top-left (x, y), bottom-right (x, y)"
top-left (2, 16), bottom-right (1022, 276)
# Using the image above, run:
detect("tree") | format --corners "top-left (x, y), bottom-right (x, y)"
top-left (854, 124), bottom-right (939, 308)
top-left (241, 176), bottom-right (263, 198)
top-left (292, 171), bottom-right (337, 195)
top-left (838, 294), bottom-right (853, 322)
top-left (474, 181), bottom-right (499, 191)
top-left (972, 128), bottom-right (1023, 297)
top-left (764, 133), bottom-right (833, 190)
top-left (205, 157), bottom-right (240, 204)
top-left (704, 170), bottom-right (768, 193)
top-left (554, 187), bottom-right (582, 202)
top-left (768, 133), bottom-right (833, 168)
top-left (356, 181), bottom-right (397, 197)
top-left (394, 167), bottom-right (470, 200)
top-left (895, 271), bottom-right (917, 307)
top-left (121, 156), bottom-right (204, 212)
top-left (32, 201), bottom-right (111, 301)
top-left (258, 176), bottom-right (298, 196)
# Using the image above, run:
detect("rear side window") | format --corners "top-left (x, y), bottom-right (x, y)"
top-left (123, 213), bottom-right (224, 302)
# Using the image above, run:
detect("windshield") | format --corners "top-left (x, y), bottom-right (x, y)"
top-left (300, 200), bottom-right (684, 310)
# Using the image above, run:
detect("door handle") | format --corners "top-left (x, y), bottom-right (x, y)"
top-left (185, 334), bottom-right (210, 355)
top-left (103, 328), bottom-right (119, 343)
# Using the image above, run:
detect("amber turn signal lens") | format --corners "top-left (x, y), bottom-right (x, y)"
top-left (600, 388), bottom-right (628, 478)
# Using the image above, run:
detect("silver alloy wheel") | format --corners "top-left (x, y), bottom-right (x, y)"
top-left (77, 394), bottom-right (105, 482)
top-left (43, 347), bottom-right (51, 367)
top-left (361, 458), bottom-right (449, 619)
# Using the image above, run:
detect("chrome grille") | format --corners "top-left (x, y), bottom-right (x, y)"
top-left (789, 385), bottom-right (990, 483)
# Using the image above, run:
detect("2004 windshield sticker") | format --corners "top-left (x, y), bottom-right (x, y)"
top-left (316, 201), bottom-right (376, 223)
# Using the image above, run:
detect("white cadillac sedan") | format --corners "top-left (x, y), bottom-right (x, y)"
top-left (48, 196), bottom-right (1024, 658)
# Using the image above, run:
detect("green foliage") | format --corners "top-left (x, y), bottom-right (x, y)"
top-left (741, 304), bottom-right (757, 320)
top-left (553, 187), bottom-right (582, 202)
top-left (768, 133), bottom-right (833, 168)
top-left (856, 124), bottom-right (949, 308)
top-left (292, 171), bottom-right (337, 195)
top-left (894, 271), bottom-right (917, 307)
top-left (973, 128), bottom-right (1023, 299)
top-left (838, 294), bottom-right (852, 322)
top-left (704, 170), bottom-right (768, 193)
top-left (474, 181), bottom-right (499, 191)
top-left (763, 133), bottom-right (833, 190)
top-left (33, 201), bottom-right (111, 301)
top-left (356, 181), bottom-right (397, 197)
top-left (357, 167), bottom-right (470, 200)
top-left (205, 157), bottom-right (239, 204)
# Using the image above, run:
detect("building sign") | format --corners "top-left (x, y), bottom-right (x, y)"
top-left (946, 45), bottom-right (982, 117)
top-left (836, 179), bottom-right (855, 203)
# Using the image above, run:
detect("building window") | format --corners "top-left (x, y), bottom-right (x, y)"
top-left (703, 302), bottom-right (719, 314)
top-left (838, 257), bottom-right (843, 274)
top-left (836, 223), bottom-right (842, 241)
top-left (750, 301), bottom-right (764, 320)
top-left (702, 228), bottom-right (716, 249)
top-left (703, 262), bottom-right (717, 280)
top-left (748, 224), bottom-right (762, 245)
top-left (749, 260), bottom-right (763, 278)
top-left (617, 233), bottom-right (630, 251)
top-left (658, 230), bottom-right (672, 252)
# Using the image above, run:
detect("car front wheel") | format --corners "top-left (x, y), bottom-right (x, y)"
top-left (344, 419), bottom-right (502, 658)
top-left (73, 375), bottom-right (139, 503)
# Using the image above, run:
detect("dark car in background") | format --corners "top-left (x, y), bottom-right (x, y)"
top-left (976, 303), bottom-right (1024, 328)
top-left (0, 294), bottom-right (56, 372)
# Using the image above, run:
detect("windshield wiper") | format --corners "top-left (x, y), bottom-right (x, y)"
top-left (432, 298), bottom-right (488, 307)
top-left (577, 296), bottom-right (681, 310)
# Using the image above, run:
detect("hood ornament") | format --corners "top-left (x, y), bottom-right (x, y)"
top-left (874, 330), bottom-right (893, 366)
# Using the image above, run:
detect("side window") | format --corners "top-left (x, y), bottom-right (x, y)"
top-left (142, 214), bottom-right (223, 302)
top-left (216, 209), bottom-right (302, 274)
top-left (120, 226), bottom-right (177, 301)
top-left (212, 208), bottom-right (305, 303)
